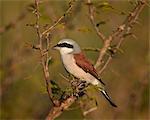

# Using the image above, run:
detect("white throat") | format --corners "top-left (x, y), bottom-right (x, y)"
top-left (60, 47), bottom-right (73, 55)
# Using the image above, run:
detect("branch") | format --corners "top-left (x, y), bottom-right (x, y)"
top-left (46, 79), bottom-right (89, 120)
top-left (82, 47), bottom-right (100, 52)
top-left (33, 0), bottom-right (79, 119)
top-left (41, 0), bottom-right (75, 36)
top-left (95, 0), bottom-right (147, 69)
top-left (34, 0), bottom-right (54, 105)
top-left (46, 96), bottom-right (76, 120)
top-left (87, 0), bottom-right (106, 41)
top-left (33, 0), bottom-right (76, 106)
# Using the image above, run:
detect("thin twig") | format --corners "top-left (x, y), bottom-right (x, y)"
top-left (82, 47), bottom-right (100, 52)
top-left (98, 34), bottom-right (127, 75)
top-left (46, 96), bottom-right (76, 120)
top-left (41, 0), bottom-right (75, 36)
top-left (87, 0), bottom-right (106, 41)
top-left (34, 0), bottom-right (54, 105)
top-left (59, 73), bottom-right (70, 82)
top-left (98, 56), bottom-right (112, 75)
top-left (95, 0), bottom-right (146, 69)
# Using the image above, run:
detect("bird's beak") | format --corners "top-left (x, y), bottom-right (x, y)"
top-left (52, 44), bottom-right (58, 50)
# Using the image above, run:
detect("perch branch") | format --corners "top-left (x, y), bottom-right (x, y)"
top-left (46, 96), bottom-right (77, 120)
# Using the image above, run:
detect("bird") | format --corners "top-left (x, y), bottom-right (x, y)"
top-left (53, 38), bottom-right (117, 107)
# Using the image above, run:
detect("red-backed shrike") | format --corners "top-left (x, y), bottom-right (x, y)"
top-left (53, 39), bottom-right (117, 107)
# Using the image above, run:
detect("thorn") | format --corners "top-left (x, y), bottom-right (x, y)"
top-left (118, 25), bottom-right (125, 31)
top-left (26, 23), bottom-right (35, 27)
top-left (32, 9), bottom-right (36, 14)
top-left (129, 12), bottom-right (135, 17)
top-left (43, 48), bottom-right (49, 53)
top-left (123, 32), bottom-right (132, 37)
top-left (83, 107), bottom-right (97, 116)
top-left (131, 34), bottom-right (138, 40)
top-left (134, 20), bottom-right (142, 26)
top-left (145, 2), bottom-right (150, 7)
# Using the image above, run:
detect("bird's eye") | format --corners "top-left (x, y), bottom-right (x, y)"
top-left (57, 43), bottom-right (73, 48)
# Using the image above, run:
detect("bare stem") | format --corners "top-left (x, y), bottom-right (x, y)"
top-left (41, 0), bottom-right (75, 36)
top-left (87, 0), bottom-right (106, 41)
top-left (46, 96), bottom-right (76, 120)
top-left (95, 0), bottom-right (147, 69)
top-left (34, 0), bottom-right (54, 105)
top-left (82, 47), bottom-right (100, 52)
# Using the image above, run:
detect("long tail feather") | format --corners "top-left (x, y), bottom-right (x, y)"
top-left (101, 90), bottom-right (117, 107)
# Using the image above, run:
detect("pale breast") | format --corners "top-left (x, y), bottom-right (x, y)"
top-left (61, 54), bottom-right (99, 85)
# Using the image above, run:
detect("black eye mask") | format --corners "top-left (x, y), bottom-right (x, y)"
top-left (55, 43), bottom-right (73, 48)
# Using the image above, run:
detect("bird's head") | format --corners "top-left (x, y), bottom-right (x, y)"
top-left (53, 39), bottom-right (81, 55)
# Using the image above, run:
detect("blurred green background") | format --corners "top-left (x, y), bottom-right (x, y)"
top-left (0, 0), bottom-right (149, 119)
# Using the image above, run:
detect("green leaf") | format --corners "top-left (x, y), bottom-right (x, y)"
top-left (39, 86), bottom-right (47, 94)
top-left (50, 80), bottom-right (62, 97)
top-left (48, 57), bottom-right (53, 66)
top-left (56, 23), bottom-right (65, 29)
top-left (77, 27), bottom-right (92, 32)
top-left (96, 2), bottom-right (114, 11)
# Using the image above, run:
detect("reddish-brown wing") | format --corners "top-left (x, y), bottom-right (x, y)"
top-left (73, 53), bottom-right (105, 85)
